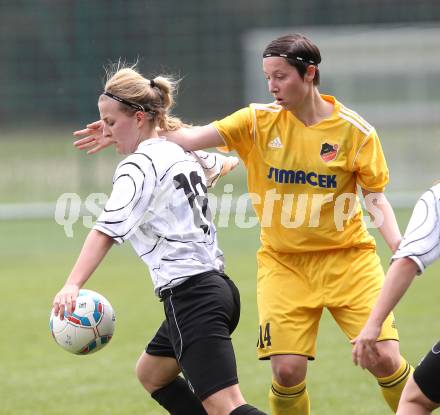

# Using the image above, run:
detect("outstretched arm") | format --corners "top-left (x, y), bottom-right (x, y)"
top-left (52, 230), bottom-right (114, 318)
top-left (74, 121), bottom-right (224, 153)
top-left (354, 183), bottom-right (440, 368)
top-left (162, 125), bottom-right (225, 150)
top-left (351, 257), bottom-right (418, 368)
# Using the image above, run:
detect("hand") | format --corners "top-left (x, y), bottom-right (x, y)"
top-left (53, 284), bottom-right (80, 320)
top-left (351, 323), bottom-right (382, 369)
top-left (220, 156), bottom-right (239, 176)
top-left (73, 120), bottom-right (112, 154)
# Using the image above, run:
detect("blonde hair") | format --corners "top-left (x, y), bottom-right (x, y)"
top-left (103, 63), bottom-right (189, 131)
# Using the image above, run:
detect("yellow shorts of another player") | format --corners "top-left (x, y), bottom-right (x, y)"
top-left (256, 245), bottom-right (398, 359)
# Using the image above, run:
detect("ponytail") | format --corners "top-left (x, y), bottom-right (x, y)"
top-left (103, 63), bottom-right (190, 130)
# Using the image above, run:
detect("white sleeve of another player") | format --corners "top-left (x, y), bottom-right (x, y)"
top-left (392, 185), bottom-right (440, 274)
top-left (93, 154), bottom-right (156, 244)
top-left (190, 150), bottom-right (224, 188)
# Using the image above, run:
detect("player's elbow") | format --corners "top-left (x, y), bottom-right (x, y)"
top-left (392, 257), bottom-right (420, 275)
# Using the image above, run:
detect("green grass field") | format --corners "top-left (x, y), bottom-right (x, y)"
top-left (1, 209), bottom-right (440, 415)
top-left (1, 130), bottom-right (439, 414)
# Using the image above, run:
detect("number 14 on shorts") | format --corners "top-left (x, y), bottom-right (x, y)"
top-left (257, 322), bottom-right (272, 348)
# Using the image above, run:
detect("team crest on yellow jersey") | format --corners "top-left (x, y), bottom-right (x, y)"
top-left (320, 142), bottom-right (339, 162)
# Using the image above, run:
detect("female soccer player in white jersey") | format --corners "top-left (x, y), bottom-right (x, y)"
top-left (52, 66), bottom-right (267, 415)
top-left (353, 182), bottom-right (440, 415)
top-left (73, 34), bottom-right (412, 414)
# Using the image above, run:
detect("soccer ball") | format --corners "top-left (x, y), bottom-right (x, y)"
top-left (49, 289), bottom-right (116, 355)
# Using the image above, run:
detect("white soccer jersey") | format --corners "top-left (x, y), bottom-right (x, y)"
top-left (393, 183), bottom-right (440, 273)
top-left (93, 138), bottom-right (225, 295)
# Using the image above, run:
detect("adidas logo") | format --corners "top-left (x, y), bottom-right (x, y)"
top-left (268, 137), bottom-right (283, 149)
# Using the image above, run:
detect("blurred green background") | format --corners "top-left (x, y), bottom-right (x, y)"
top-left (1, 1), bottom-right (439, 414)
top-left (1, 1), bottom-right (439, 208)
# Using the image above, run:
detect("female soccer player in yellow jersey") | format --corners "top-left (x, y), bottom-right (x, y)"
top-left (73, 34), bottom-right (412, 414)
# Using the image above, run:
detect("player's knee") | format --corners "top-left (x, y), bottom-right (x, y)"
top-left (400, 391), bottom-right (439, 413)
top-left (400, 376), bottom-right (439, 413)
top-left (271, 361), bottom-right (306, 386)
top-left (135, 358), bottom-right (153, 391)
top-left (136, 353), bottom-right (181, 393)
top-left (202, 384), bottom-right (245, 415)
top-left (135, 354), bottom-right (162, 392)
top-left (136, 369), bottom-right (167, 394)
top-left (367, 349), bottom-right (401, 376)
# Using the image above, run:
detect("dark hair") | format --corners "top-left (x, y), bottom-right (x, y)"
top-left (263, 34), bottom-right (321, 85)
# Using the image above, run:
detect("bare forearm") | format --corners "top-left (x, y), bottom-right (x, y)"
top-left (161, 125), bottom-right (225, 151)
top-left (73, 121), bottom-right (225, 154)
top-left (367, 258), bottom-right (418, 326)
top-left (352, 257), bottom-right (418, 367)
top-left (66, 230), bottom-right (114, 288)
top-left (377, 198), bottom-right (401, 252)
top-left (363, 190), bottom-right (401, 252)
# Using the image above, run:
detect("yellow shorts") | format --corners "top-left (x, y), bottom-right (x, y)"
top-left (256, 246), bottom-right (398, 360)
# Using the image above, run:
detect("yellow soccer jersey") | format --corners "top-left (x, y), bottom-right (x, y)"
top-left (212, 95), bottom-right (388, 253)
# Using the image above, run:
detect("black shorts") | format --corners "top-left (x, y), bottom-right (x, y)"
top-left (146, 270), bottom-right (241, 401)
top-left (413, 340), bottom-right (440, 403)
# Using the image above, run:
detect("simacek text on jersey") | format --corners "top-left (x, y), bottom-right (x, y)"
top-left (54, 187), bottom-right (384, 237)
top-left (267, 166), bottom-right (337, 189)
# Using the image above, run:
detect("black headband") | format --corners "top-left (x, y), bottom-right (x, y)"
top-left (263, 52), bottom-right (317, 65)
top-left (103, 91), bottom-right (147, 112)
